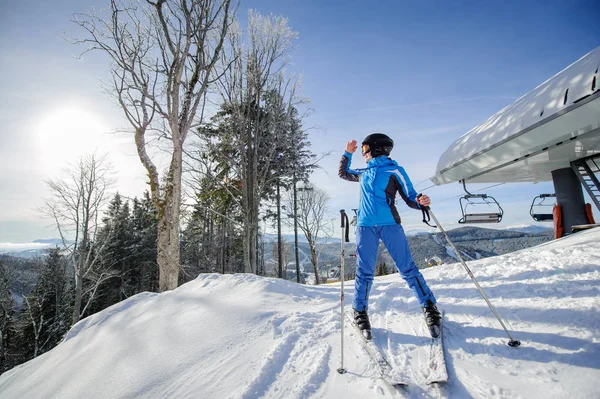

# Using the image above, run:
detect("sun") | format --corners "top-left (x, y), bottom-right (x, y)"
top-left (36, 104), bottom-right (110, 172)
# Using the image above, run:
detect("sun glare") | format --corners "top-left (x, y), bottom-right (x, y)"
top-left (36, 105), bottom-right (110, 172)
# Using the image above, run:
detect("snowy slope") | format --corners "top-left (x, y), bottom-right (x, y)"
top-left (1, 229), bottom-right (599, 399)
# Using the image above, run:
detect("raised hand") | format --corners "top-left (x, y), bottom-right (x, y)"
top-left (346, 140), bottom-right (358, 154)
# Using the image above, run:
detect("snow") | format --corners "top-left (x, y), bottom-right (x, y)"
top-left (1, 228), bottom-right (599, 399)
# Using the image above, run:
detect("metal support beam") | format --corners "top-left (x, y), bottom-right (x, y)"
top-left (551, 167), bottom-right (589, 236)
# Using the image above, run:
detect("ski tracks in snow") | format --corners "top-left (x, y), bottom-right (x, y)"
top-left (235, 307), bottom-right (337, 399)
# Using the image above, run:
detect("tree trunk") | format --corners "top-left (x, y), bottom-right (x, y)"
top-left (72, 268), bottom-right (83, 325)
top-left (220, 218), bottom-right (226, 274)
top-left (120, 260), bottom-right (125, 301)
top-left (243, 222), bottom-right (252, 274)
top-left (156, 153), bottom-right (182, 292)
top-left (250, 210), bottom-right (258, 274)
top-left (242, 142), bottom-right (260, 274)
top-left (310, 242), bottom-right (320, 285)
top-left (242, 134), bottom-right (253, 273)
top-left (157, 197), bottom-right (181, 291)
top-left (293, 179), bottom-right (300, 283)
top-left (209, 217), bottom-right (214, 272)
top-left (277, 182), bottom-right (283, 279)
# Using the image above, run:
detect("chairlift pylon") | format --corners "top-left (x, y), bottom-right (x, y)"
top-left (458, 180), bottom-right (504, 224)
top-left (529, 193), bottom-right (556, 222)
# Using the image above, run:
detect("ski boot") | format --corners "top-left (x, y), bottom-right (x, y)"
top-left (423, 300), bottom-right (442, 338)
top-left (354, 309), bottom-right (372, 340)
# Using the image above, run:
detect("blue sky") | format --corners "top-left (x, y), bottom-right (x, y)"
top-left (0, 0), bottom-right (599, 241)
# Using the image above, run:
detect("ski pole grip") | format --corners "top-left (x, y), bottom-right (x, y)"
top-left (417, 194), bottom-right (436, 228)
top-left (416, 193), bottom-right (430, 211)
top-left (340, 209), bottom-right (350, 242)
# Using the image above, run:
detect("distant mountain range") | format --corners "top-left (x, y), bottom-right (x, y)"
top-left (0, 226), bottom-right (556, 302)
top-left (263, 224), bottom-right (552, 244)
top-left (0, 224), bottom-right (553, 261)
top-left (261, 225), bottom-right (554, 279)
top-left (503, 224), bottom-right (553, 234)
top-left (0, 239), bottom-right (67, 259)
top-left (31, 238), bottom-right (65, 245)
top-left (262, 233), bottom-right (338, 245)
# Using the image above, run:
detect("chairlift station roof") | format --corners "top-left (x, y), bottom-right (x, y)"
top-left (431, 46), bottom-right (600, 185)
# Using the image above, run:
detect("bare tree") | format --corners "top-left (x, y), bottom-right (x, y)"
top-left (270, 238), bottom-right (290, 278)
top-left (287, 184), bottom-right (333, 285)
top-left (72, 0), bottom-right (235, 291)
top-left (41, 153), bottom-right (115, 324)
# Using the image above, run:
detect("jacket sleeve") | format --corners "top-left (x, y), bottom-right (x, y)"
top-left (392, 167), bottom-right (420, 210)
top-left (338, 152), bottom-right (360, 182)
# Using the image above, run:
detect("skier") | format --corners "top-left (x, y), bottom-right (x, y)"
top-left (338, 133), bottom-right (441, 339)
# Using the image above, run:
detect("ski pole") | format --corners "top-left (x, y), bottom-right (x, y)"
top-left (338, 209), bottom-right (350, 374)
top-left (418, 196), bottom-right (521, 347)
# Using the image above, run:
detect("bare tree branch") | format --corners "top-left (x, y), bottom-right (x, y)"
top-left (72, 0), bottom-right (236, 291)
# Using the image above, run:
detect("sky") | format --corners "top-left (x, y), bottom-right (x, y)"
top-left (1, 228), bottom-right (599, 397)
top-left (0, 0), bottom-right (599, 242)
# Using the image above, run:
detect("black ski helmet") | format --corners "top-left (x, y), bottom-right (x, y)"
top-left (361, 133), bottom-right (394, 157)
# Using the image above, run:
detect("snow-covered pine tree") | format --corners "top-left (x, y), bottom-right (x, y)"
top-left (376, 262), bottom-right (389, 276)
top-left (19, 248), bottom-right (70, 359)
top-left (91, 193), bottom-right (134, 313)
top-left (183, 152), bottom-right (245, 276)
top-left (207, 11), bottom-right (302, 274)
top-left (0, 260), bottom-right (16, 373)
top-left (264, 95), bottom-right (316, 282)
top-left (129, 192), bottom-right (159, 293)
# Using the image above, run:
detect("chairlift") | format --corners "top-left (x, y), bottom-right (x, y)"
top-left (529, 193), bottom-right (556, 222)
top-left (458, 180), bottom-right (504, 224)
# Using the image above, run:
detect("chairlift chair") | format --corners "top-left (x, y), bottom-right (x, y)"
top-left (458, 180), bottom-right (504, 224)
top-left (529, 194), bottom-right (556, 222)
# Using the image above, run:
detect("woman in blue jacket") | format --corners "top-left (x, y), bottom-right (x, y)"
top-left (338, 133), bottom-right (441, 339)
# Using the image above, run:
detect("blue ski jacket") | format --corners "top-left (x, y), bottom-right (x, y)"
top-left (338, 152), bottom-right (421, 226)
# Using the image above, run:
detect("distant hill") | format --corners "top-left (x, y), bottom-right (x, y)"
top-left (262, 233), bottom-right (340, 245)
top-left (415, 225), bottom-right (553, 267)
top-left (0, 239), bottom-right (70, 259)
top-left (269, 225), bottom-right (554, 279)
top-left (2, 227), bottom-right (554, 306)
top-left (4, 226), bottom-right (553, 280)
top-left (0, 244), bottom-right (51, 259)
top-left (0, 254), bottom-right (40, 307)
top-left (32, 238), bottom-right (65, 245)
top-left (503, 224), bottom-right (553, 234)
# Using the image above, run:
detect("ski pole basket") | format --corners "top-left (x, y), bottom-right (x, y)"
top-left (458, 180), bottom-right (504, 224)
top-left (529, 193), bottom-right (556, 222)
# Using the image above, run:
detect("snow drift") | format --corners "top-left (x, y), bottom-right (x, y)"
top-left (1, 229), bottom-right (599, 399)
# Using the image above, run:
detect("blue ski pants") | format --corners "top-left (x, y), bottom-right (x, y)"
top-left (353, 224), bottom-right (436, 312)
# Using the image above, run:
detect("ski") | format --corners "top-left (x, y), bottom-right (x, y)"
top-left (424, 311), bottom-right (448, 385)
top-left (345, 312), bottom-right (409, 386)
